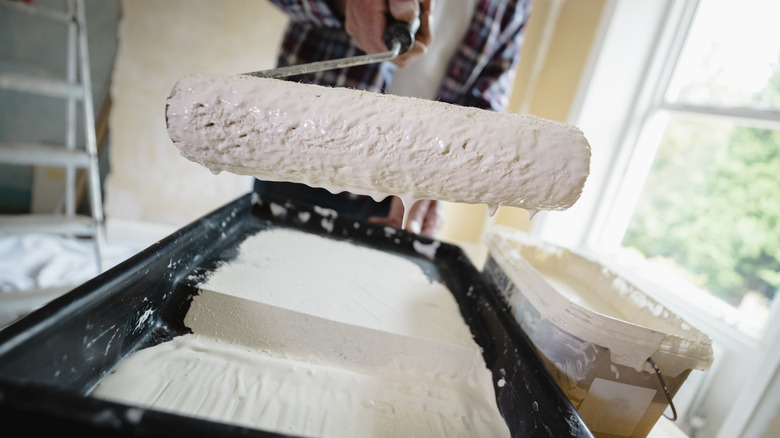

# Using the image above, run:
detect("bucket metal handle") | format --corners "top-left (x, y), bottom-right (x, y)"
top-left (647, 357), bottom-right (678, 422)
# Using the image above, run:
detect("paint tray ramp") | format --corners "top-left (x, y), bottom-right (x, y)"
top-left (92, 290), bottom-right (507, 437)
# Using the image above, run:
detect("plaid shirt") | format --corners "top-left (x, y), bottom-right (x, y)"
top-left (268, 0), bottom-right (533, 112)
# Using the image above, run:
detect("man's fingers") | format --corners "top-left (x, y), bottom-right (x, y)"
top-left (417, 0), bottom-right (433, 48)
top-left (388, 0), bottom-right (419, 22)
top-left (405, 200), bottom-right (430, 235)
top-left (344, 0), bottom-right (389, 54)
top-left (367, 198), bottom-right (441, 237)
top-left (391, 40), bottom-right (428, 67)
top-left (343, 0), bottom-right (433, 64)
top-left (420, 201), bottom-right (442, 237)
top-left (390, 0), bottom-right (432, 67)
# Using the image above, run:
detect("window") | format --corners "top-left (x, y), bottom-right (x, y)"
top-left (530, 1), bottom-right (780, 435)
top-left (587, 0), bottom-right (780, 338)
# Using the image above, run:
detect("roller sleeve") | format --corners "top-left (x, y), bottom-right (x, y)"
top-left (165, 73), bottom-right (591, 214)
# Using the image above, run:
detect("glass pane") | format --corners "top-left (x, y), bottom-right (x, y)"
top-left (665, 0), bottom-right (780, 110)
top-left (621, 117), bottom-right (780, 335)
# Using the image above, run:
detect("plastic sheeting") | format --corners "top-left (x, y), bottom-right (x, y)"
top-left (0, 233), bottom-right (144, 328)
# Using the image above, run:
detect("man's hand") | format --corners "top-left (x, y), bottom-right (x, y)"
top-left (332, 0), bottom-right (433, 67)
top-left (369, 197), bottom-right (443, 237)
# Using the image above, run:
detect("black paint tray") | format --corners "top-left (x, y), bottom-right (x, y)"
top-left (0, 193), bottom-right (593, 437)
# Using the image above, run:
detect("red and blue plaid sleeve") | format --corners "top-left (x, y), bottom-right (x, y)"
top-left (267, 0), bottom-right (343, 28)
top-left (270, 0), bottom-right (391, 93)
top-left (437, 0), bottom-right (533, 112)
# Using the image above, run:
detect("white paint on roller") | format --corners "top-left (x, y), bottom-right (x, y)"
top-left (165, 73), bottom-right (591, 219)
top-left (92, 229), bottom-right (509, 437)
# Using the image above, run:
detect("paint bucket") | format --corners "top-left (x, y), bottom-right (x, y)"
top-left (482, 226), bottom-right (714, 438)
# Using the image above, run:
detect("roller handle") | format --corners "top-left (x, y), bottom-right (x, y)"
top-left (384, 15), bottom-right (421, 54)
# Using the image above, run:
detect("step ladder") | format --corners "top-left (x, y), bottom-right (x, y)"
top-left (0, 0), bottom-right (105, 272)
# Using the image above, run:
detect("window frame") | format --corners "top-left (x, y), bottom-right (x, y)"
top-left (527, 0), bottom-right (780, 435)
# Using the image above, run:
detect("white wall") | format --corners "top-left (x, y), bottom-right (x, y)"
top-left (105, 0), bottom-right (287, 226)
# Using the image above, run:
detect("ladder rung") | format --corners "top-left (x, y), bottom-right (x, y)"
top-left (0, 214), bottom-right (97, 236)
top-left (0, 72), bottom-right (84, 99)
top-left (0, 1), bottom-right (74, 24)
top-left (0, 142), bottom-right (91, 167)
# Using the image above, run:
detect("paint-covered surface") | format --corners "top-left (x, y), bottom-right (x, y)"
top-left (166, 73), bottom-right (592, 218)
top-left (0, 194), bottom-right (592, 437)
top-left (483, 226), bottom-right (714, 438)
top-left (92, 227), bottom-right (510, 437)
